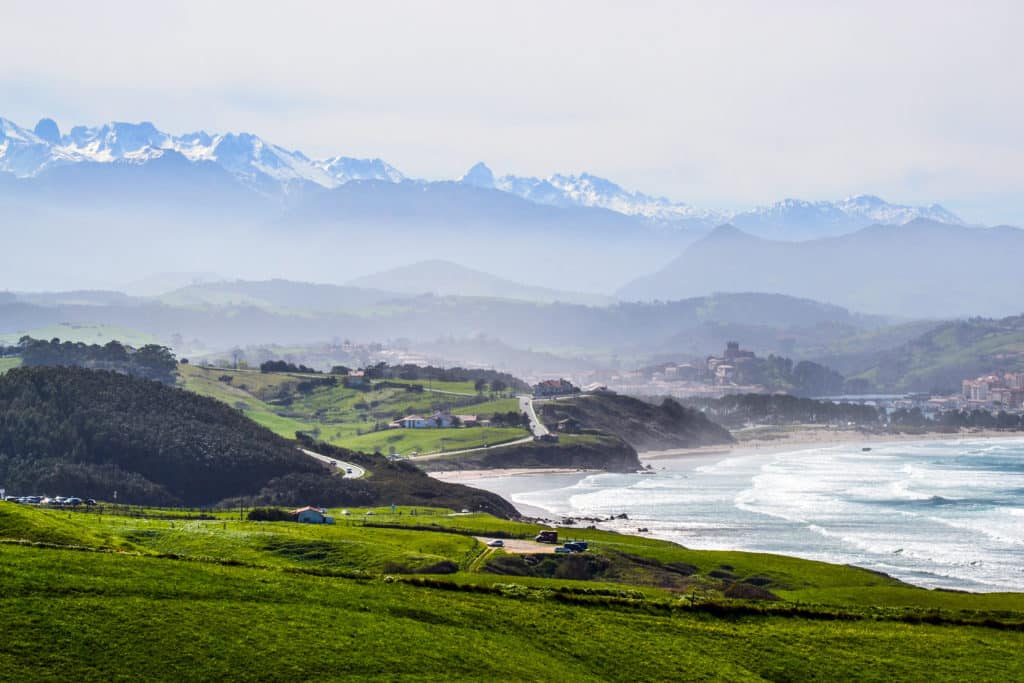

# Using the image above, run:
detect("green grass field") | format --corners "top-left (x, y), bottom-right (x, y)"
top-left (1, 503), bottom-right (1022, 680)
top-left (178, 365), bottom-right (529, 455)
top-left (0, 322), bottom-right (160, 347)
top-left (335, 426), bottom-right (527, 455)
top-left (0, 357), bottom-right (21, 375)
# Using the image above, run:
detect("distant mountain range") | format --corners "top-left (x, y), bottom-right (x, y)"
top-left (1, 285), bottom-right (887, 363)
top-left (1, 115), bottom-right (970, 240)
top-left (618, 219), bottom-right (1024, 318)
top-left (459, 162), bottom-right (964, 237)
top-left (346, 260), bottom-right (613, 306)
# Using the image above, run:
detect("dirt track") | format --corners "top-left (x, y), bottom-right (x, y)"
top-left (475, 537), bottom-right (557, 554)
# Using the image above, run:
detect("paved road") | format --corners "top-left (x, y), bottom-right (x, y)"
top-left (413, 435), bottom-right (535, 460)
top-left (301, 448), bottom-right (366, 478)
top-left (416, 396), bottom-right (544, 459)
top-left (519, 395), bottom-right (549, 437)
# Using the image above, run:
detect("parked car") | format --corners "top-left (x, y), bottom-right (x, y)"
top-left (346, 468), bottom-right (353, 474)
top-left (534, 530), bottom-right (559, 544)
top-left (65, 497), bottom-right (83, 506)
top-left (554, 547), bottom-right (571, 554)
top-left (85, 499), bottom-right (97, 506)
top-left (563, 541), bottom-right (589, 553)
top-left (487, 539), bottom-right (504, 547)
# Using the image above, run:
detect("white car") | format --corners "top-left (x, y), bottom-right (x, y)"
top-left (487, 539), bottom-right (504, 548)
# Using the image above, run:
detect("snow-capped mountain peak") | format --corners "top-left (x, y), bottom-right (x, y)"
top-left (0, 116), bottom-right (405, 192)
top-left (0, 114), bottom-right (972, 236)
top-left (318, 156), bottom-right (405, 184)
top-left (459, 162), bottom-right (495, 189)
top-left (490, 169), bottom-right (724, 224)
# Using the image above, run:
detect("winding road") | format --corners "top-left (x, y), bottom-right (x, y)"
top-left (301, 448), bottom-right (366, 478)
top-left (519, 394), bottom-right (549, 437)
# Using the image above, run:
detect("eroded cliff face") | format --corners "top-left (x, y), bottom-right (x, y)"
top-left (539, 393), bottom-right (734, 452)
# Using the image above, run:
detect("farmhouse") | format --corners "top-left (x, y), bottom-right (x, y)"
top-left (291, 506), bottom-right (335, 525)
top-left (397, 412), bottom-right (457, 429)
top-left (534, 378), bottom-right (577, 397)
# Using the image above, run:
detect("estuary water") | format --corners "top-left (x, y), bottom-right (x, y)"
top-left (467, 438), bottom-right (1024, 592)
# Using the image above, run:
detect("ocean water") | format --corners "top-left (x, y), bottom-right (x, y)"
top-left (467, 438), bottom-right (1024, 592)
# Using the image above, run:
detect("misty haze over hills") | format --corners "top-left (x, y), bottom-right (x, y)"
top-left (2, 115), bottom-right (1001, 294)
top-left (2, 113), bottom-right (1021, 334)
top-left (618, 220), bottom-right (1024, 319)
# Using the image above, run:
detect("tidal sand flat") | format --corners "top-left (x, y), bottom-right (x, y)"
top-left (460, 437), bottom-right (1024, 592)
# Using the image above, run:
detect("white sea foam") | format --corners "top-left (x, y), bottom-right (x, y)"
top-left (465, 438), bottom-right (1024, 591)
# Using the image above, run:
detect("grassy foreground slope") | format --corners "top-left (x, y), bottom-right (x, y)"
top-left (1, 504), bottom-right (1022, 681)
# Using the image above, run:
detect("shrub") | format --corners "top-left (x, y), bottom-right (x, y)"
top-left (247, 508), bottom-right (292, 522)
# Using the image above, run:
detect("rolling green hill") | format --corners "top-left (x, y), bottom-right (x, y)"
top-left (0, 366), bottom-right (515, 514)
top-left (1, 503), bottom-right (1022, 680)
top-left (178, 364), bottom-right (530, 456)
top-left (848, 315), bottom-right (1024, 392)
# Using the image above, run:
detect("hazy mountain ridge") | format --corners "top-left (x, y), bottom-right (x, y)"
top-left (346, 260), bottom-right (615, 305)
top-left (0, 287), bottom-right (893, 360)
top-left (618, 219), bottom-right (1024, 318)
top-left (841, 315), bottom-right (1024, 393)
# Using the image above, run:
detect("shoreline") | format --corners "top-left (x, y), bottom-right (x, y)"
top-left (431, 467), bottom-right (602, 483)
top-left (429, 430), bottom-right (1024, 479)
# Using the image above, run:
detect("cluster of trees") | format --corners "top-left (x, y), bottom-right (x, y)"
top-left (15, 337), bottom-right (177, 384)
top-left (489, 411), bottom-right (529, 428)
top-left (0, 365), bottom-right (523, 514)
top-left (0, 366), bottom-right (325, 506)
top-left (360, 363), bottom-right (527, 392)
top-left (685, 393), bottom-right (882, 429)
top-left (734, 356), bottom-right (846, 397)
top-left (260, 360), bottom-right (320, 374)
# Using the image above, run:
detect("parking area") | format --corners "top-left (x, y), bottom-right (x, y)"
top-left (475, 537), bottom-right (560, 554)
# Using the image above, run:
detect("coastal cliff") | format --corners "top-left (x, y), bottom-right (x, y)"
top-left (540, 393), bottom-right (735, 451)
top-left (420, 392), bottom-right (733, 472)
top-left (418, 433), bottom-right (640, 472)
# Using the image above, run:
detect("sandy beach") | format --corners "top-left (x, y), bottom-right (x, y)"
top-left (641, 427), bottom-right (1024, 460)
top-left (428, 429), bottom-right (1024, 480)
top-left (425, 430), bottom-right (1024, 479)
top-left (431, 467), bottom-right (602, 483)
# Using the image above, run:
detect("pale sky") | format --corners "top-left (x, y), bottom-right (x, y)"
top-left (2, 1), bottom-right (1022, 223)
